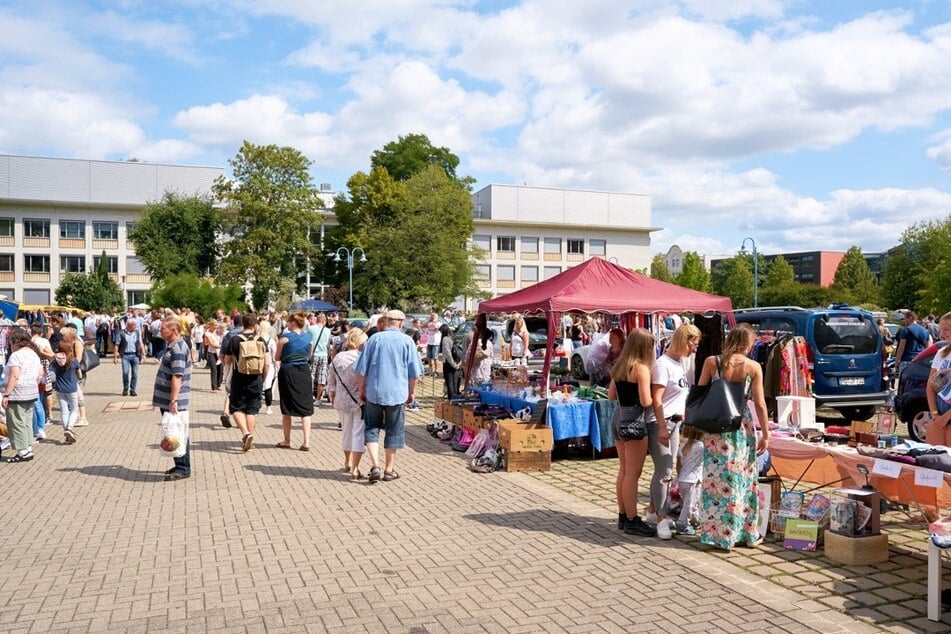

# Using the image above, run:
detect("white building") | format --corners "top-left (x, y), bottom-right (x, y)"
top-left (0, 154), bottom-right (222, 306)
top-left (467, 184), bottom-right (657, 311)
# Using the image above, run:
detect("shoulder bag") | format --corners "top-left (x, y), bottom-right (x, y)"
top-left (685, 356), bottom-right (745, 433)
top-left (613, 404), bottom-right (648, 440)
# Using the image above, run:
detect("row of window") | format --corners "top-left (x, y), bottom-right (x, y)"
top-left (472, 235), bottom-right (606, 257)
top-left (474, 264), bottom-right (566, 283)
top-left (0, 255), bottom-right (145, 275)
top-left (3, 218), bottom-right (133, 240)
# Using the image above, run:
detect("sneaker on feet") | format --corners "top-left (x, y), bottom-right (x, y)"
top-left (676, 524), bottom-right (697, 536)
top-left (368, 467), bottom-right (382, 483)
top-left (35, 430), bottom-right (47, 441)
top-left (657, 519), bottom-right (675, 540)
top-left (643, 511), bottom-right (658, 525)
top-left (74, 419), bottom-right (89, 427)
top-left (64, 429), bottom-right (78, 444)
top-left (130, 390), bottom-right (137, 397)
top-left (624, 517), bottom-right (657, 537)
top-left (122, 390), bottom-right (128, 396)
top-left (266, 407), bottom-right (273, 415)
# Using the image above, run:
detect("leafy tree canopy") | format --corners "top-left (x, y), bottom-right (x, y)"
top-left (711, 254), bottom-right (753, 308)
top-left (371, 133), bottom-right (470, 185)
top-left (650, 254), bottom-right (673, 283)
top-left (129, 192), bottom-right (221, 280)
top-left (213, 141), bottom-right (325, 310)
top-left (150, 273), bottom-right (244, 319)
top-left (675, 251), bottom-right (710, 292)
top-left (55, 252), bottom-right (124, 311)
top-left (831, 246), bottom-right (880, 306)
top-left (882, 217), bottom-right (951, 314)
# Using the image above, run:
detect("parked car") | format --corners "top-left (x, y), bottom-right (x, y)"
top-left (733, 305), bottom-right (887, 421)
top-left (895, 341), bottom-right (948, 442)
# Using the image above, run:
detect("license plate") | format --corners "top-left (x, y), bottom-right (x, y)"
top-left (840, 377), bottom-right (864, 386)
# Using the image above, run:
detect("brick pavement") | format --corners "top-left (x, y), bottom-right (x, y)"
top-left (0, 360), bottom-right (886, 633)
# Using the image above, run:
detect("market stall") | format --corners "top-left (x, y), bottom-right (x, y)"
top-left (470, 257), bottom-right (735, 450)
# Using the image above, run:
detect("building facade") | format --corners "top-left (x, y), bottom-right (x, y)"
top-left (710, 250), bottom-right (846, 287)
top-left (467, 184), bottom-right (656, 311)
top-left (0, 154), bottom-right (223, 306)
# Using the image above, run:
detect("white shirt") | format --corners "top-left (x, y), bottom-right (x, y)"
top-left (931, 349), bottom-right (951, 405)
top-left (677, 439), bottom-right (703, 484)
top-left (652, 353), bottom-right (689, 417)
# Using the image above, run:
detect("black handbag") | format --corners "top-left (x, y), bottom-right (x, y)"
top-left (685, 356), bottom-right (745, 433)
top-left (81, 348), bottom-right (100, 372)
top-left (614, 404), bottom-right (648, 440)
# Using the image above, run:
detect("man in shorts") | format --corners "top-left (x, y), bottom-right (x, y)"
top-left (356, 309), bottom-right (423, 483)
top-left (221, 313), bottom-right (269, 452)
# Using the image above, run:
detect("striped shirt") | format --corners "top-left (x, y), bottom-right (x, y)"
top-left (152, 337), bottom-right (191, 410)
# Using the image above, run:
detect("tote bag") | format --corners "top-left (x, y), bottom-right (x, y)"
top-left (685, 357), bottom-right (745, 433)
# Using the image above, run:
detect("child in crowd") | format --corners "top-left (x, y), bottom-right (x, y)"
top-left (52, 344), bottom-right (83, 444)
top-left (675, 426), bottom-right (703, 535)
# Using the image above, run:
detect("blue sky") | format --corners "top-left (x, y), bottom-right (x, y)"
top-left (3, 1), bottom-right (951, 259)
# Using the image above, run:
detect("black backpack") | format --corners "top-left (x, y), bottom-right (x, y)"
top-left (451, 340), bottom-right (465, 365)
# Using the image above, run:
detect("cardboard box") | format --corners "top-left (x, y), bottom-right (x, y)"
top-left (498, 421), bottom-right (553, 452)
top-left (503, 450), bottom-right (552, 472)
top-left (451, 405), bottom-right (465, 427)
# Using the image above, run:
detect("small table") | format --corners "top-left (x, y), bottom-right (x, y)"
top-left (471, 388), bottom-right (602, 450)
top-left (929, 539), bottom-right (947, 621)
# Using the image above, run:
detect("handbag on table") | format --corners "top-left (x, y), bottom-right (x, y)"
top-left (685, 356), bottom-right (745, 433)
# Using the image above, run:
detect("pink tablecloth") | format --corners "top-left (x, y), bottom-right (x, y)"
top-left (769, 436), bottom-right (951, 512)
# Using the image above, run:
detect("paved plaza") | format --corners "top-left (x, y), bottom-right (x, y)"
top-left (0, 359), bottom-right (937, 633)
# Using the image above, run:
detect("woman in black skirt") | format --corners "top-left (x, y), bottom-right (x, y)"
top-left (275, 312), bottom-right (314, 450)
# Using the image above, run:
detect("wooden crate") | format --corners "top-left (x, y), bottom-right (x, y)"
top-left (498, 421), bottom-right (553, 452)
top-left (451, 405), bottom-right (465, 427)
top-left (503, 450), bottom-right (552, 472)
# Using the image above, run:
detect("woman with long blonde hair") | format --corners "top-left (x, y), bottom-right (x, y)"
top-left (609, 329), bottom-right (656, 537)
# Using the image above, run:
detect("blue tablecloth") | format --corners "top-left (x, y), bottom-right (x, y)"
top-left (471, 388), bottom-right (603, 451)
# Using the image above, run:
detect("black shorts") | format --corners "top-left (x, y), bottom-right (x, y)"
top-left (229, 388), bottom-right (263, 415)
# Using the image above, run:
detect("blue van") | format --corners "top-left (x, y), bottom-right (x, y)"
top-left (732, 306), bottom-right (887, 421)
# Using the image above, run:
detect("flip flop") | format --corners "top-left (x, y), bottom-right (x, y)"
top-left (350, 470), bottom-right (363, 480)
top-left (275, 442), bottom-right (292, 449)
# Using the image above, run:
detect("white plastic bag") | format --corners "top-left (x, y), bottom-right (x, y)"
top-left (159, 411), bottom-right (188, 458)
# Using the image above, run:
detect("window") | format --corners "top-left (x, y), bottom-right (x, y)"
top-left (521, 236), bottom-right (539, 253)
top-left (126, 256), bottom-right (147, 274)
top-left (0, 255), bottom-right (12, 272)
top-left (60, 255), bottom-right (85, 273)
top-left (544, 237), bottom-right (561, 254)
top-left (497, 265), bottom-right (515, 281)
top-left (127, 290), bottom-right (147, 307)
top-left (544, 266), bottom-right (561, 280)
top-left (93, 255), bottom-right (119, 274)
top-left (472, 234), bottom-right (491, 251)
top-left (23, 219), bottom-right (50, 237)
top-left (60, 220), bottom-right (85, 239)
top-left (590, 239), bottom-right (606, 256)
top-left (520, 266), bottom-right (538, 282)
top-left (474, 264), bottom-right (490, 281)
top-left (24, 254), bottom-right (50, 272)
top-left (497, 236), bottom-right (515, 252)
top-left (93, 221), bottom-right (119, 240)
top-left (0, 218), bottom-right (13, 237)
top-left (567, 239), bottom-right (584, 255)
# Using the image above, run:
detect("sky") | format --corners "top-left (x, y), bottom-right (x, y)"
top-left (3, 1), bottom-right (951, 259)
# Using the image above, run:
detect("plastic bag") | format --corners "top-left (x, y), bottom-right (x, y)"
top-left (159, 411), bottom-right (188, 458)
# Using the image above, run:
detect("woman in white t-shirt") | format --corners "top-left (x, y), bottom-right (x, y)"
top-left (2, 331), bottom-right (43, 462)
top-left (510, 314), bottom-right (530, 366)
top-left (925, 312), bottom-right (951, 446)
top-left (648, 323), bottom-right (701, 536)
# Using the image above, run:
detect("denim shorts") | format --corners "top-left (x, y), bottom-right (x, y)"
top-left (363, 401), bottom-right (406, 449)
top-left (426, 345), bottom-right (440, 361)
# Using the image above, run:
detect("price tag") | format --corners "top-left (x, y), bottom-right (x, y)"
top-left (871, 459), bottom-right (902, 479)
top-left (915, 468), bottom-right (945, 489)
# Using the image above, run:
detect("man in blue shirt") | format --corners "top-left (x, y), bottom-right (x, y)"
top-left (153, 317), bottom-right (192, 481)
top-left (355, 309), bottom-right (423, 483)
top-left (896, 311), bottom-right (932, 373)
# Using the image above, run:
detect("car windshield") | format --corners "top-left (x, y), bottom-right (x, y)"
top-left (811, 314), bottom-right (878, 355)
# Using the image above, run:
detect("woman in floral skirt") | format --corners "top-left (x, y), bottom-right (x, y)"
top-left (694, 323), bottom-right (769, 551)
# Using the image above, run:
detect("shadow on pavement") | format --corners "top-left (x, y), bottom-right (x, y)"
top-left (58, 464), bottom-right (164, 482)
top-left (244, 464), bottom-right (348, 480)
top-left (463, 509), bottom-right (633, 547)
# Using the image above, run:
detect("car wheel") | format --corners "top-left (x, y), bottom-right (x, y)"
top-left (570, 354), bottom-right (586, 380)
top-left (909, 410), bottom-right (932, 443)
top-left (835, 405), bottom-right (877, 422)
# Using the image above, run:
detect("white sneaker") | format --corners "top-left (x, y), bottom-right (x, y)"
top-left (644, 511), bottom-right (658, 525)
top-left (74, 419), bottom-right (89, 427)
top-left (266, 407), bottom-right (273, 415)
top-left (656, 519), bottom-right (675, 540)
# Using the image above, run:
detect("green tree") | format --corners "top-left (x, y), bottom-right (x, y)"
top-left (650, 254), bottom-right (674, 282)
top-left (213, 141), bottom-right (325, 310)
top-left (881, 246), bottom-right (919, 310)
top-left (675, 252), bottom-right (710, 292)
top-left (831, 246), bottom-right (880, 305)
top-left (759, 256), bottom-right (803, 306)
top-left (129, 192), bottom-right (221, 280)
top-left (150, 273), bottom-right (244, 319)
top-left (711, 255), bottom-right (753, 308)
top-left (371, 133), bottom-right (470, 185)
top-left (328, 164), bottom-right (475, 309)
top-left (55, 252), bottom-right (124, 310)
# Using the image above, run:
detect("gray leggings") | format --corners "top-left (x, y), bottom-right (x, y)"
top-left (646, 417), bottom-right (682, 514)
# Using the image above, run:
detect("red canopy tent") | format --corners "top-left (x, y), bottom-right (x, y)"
top-left (476, 257), bottom-right (735, 386)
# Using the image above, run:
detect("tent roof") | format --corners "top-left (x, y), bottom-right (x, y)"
top-left (478, 257), bottom-right (733, 316)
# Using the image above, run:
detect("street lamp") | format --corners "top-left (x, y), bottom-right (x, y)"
top-left (608, 257), bottom-right (619, 264)
top-left (333, 247), bottom-right (367, 313)
top-left (740, 237), bottom-right (758, 308)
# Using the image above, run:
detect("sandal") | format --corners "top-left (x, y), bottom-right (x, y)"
top-left (275, 442), bottom-right (292, 449)
top-left (368, 467), bottom-right (382, 483)
top-left (299, 445), bottom-right (310, 452)
top-left (7, 452), bottom-right (34, 463)
top-left (382, 470), bottom-right (400, 482)
top-left (242, 434), bottom-right (254, 452)
top-left (350, 470), bottom-right (363, 480)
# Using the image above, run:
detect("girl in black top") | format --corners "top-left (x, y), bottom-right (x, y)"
top-left (608, 328), bottom-right (656, 537)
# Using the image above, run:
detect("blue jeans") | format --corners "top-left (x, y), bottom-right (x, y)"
top-left (57, 391), bottom-right (80, 430)
top-left (121, 354), bottom-right (140, 391)
top-left (364, 402), bottom-right (406, 449)
top-left (32, 398), bottom-right (46, 437)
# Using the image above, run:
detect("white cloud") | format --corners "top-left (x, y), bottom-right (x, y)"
top-left (927, 129), bottom-right (951, 170)
top-left (82, 10), bottom-right (200, 64)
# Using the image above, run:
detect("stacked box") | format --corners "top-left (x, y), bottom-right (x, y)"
top-left (497, 420), bottom-right (553, 472)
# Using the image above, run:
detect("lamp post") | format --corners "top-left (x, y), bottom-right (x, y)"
top-left (608, 257), bottom-right (619, 264)
top-left (333, 247), bottom-right (367, 314)
top-left (740, 237), bottom-right (758, 308)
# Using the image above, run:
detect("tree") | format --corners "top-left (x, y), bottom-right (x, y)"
top-left (213, 142), bottom-right (325, 310)
top-left (55, 252), bottom-right (123, 310)
top-left (650, 254), bottom-right (674, 283)
top-left (328, 164), bottom-right (475, 309)
top-left (371, 133), bottom-right (468, 185)
top-left (711, 255), bottom-right (753, 308)
top-left (129, 192), bottom-right (221, 280)
top-left (882, 217), bottom-right (951, 314)
top-left (832, 246), bottom-right (880, 305)
top-left (759, 256), bottom-right (803, 306)
top-left (675, 252), bottom-right (710, 292)
top-left (881, 246), bottom-right (918, 311)
top-left (150, 273), bottom-right (244, 319)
